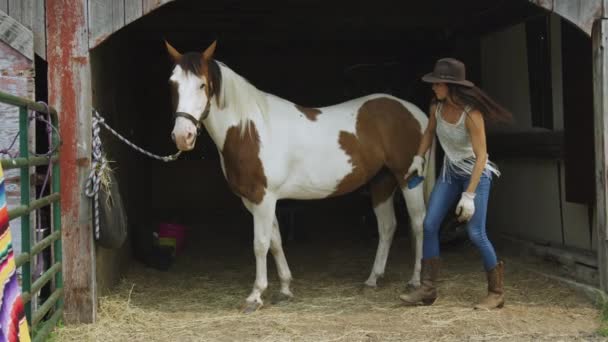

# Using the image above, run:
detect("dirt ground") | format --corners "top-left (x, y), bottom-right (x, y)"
top-left (53, 215), bottom-right (602, 342)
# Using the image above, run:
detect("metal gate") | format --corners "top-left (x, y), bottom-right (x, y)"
top-left (0, 91), bottom-right (63, 341)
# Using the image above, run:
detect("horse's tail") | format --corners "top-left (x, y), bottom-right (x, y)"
top-left (423, 138), bottom-right (436, 204)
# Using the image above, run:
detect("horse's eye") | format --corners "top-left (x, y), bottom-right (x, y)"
top-left (200, 84), bottom-right (206, 89)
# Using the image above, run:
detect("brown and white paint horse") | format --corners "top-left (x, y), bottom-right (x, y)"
top-left (167, 41), bottom-right (435, 312)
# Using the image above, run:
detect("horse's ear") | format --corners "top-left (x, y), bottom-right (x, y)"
top-left (202, 40), bottom-right (217, 61)
top-left (165, 40), bottom-right (182, 63)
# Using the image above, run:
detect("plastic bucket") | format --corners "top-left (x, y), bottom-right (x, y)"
top-left (158, 222), bottom-right (188, 255)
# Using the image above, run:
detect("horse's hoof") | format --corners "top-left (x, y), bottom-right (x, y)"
top-left (406, 281), bottom-right (420, 290)
top-left (241, 301), bottom-right (263, 314)
top-left (359, 283), bottom-right (378, 294)
top-left (271, 293), bottom-right (293, 305)
top-left (363, 278), bottom-right (379, 288)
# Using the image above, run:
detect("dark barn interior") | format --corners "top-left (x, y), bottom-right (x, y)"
top-left (88, 0), bottom-right (595, 289)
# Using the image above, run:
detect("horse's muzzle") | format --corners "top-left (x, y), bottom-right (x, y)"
top-left (172, 129), bottom-right (196, 151)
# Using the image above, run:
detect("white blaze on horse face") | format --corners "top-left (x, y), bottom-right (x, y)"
top-left (170, 65), bottom-right (209, 151)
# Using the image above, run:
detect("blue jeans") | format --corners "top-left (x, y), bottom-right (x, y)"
top-left (422, 169), bottom-right (498, 271)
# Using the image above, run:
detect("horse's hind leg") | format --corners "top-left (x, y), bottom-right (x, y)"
top-left (270, 215), bottom-right (293, 302)
top-left (401, 183), bottom-right (426, 288)
top-left (365, 172), bottom-right (398, 288)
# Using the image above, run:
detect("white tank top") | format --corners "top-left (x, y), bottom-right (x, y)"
top-left (435, 102), bottom-right (500, 180)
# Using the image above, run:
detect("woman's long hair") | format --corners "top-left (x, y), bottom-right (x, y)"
top-left (433, 84), bottom-right (512, 123)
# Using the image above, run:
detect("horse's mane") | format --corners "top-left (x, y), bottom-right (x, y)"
top-left (215, 61), bottom-right (269, 132)
top-left (178, 53), bottom-right (269, 134)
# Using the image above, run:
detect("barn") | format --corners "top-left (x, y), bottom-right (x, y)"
top-left (0, 0), bottom-right (606, 339)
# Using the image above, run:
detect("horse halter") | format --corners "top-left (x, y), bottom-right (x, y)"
top-left (173, 99), bottom-right (212, 136)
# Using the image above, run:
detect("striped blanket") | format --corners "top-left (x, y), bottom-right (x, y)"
top-left (0, 165), bottom-right (30, 342)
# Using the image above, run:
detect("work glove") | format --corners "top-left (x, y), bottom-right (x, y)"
top-left (405, 155), bottom-right (424, 179)
top-left (455, 192), bottom-right (476, 222)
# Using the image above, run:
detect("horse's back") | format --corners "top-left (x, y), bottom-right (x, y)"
top-left (263, 93), bottom-right (427, 199)
top-left (318, 93), bottom-right (428, 131)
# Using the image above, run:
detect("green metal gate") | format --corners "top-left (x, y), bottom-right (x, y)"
top-left (0, 91), bottom-right (63, 341)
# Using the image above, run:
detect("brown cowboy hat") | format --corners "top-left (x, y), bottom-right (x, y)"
top-left (422, 58), bottom-right (474, 87)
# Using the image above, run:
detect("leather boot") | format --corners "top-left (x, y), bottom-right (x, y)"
top-left (474, 260), bottom-right (505, 310)
top-left (400, 257), bottom-right (440, 305)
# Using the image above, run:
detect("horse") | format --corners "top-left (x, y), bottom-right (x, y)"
top-left (166, 40), bottom-right (435, 313)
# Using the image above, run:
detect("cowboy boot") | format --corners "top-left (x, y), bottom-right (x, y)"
top-left (400, 257), bottom-right (440, 305)
top-left (474, 260), bottom-right (504, 310)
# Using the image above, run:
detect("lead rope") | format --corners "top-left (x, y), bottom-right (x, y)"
top-left (85, 110), bottom-right (182, 240)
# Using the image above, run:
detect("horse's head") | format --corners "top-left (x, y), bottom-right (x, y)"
top-left (166, 40), bottom-right (219, 151)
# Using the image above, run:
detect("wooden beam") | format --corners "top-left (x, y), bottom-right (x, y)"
top-left (592, 18), bottom-right (608, 293)
top-left (47, 0), bottom-right (96, 324)
top-left (32, 0), bottom-right (44, 59)
top-left (0, 9), bottom-right (32, 60)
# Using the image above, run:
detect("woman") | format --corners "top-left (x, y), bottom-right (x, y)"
top-left (400, 58), bottom-right (511, 309)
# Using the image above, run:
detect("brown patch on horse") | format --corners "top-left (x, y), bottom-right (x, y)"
top-left (295, 105), bottom-right (322, 121)
top-left (332, 97), bottom-right (422, 196)
top-left (370, 169), bottom-right (398, 208)
top-left (222, 121), bottom-right (267, 204)
top-left (332, 131), bottom-right (384, 196)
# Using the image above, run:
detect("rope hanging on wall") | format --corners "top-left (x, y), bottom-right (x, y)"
top-left (85, 110), bottom-right (182, 247)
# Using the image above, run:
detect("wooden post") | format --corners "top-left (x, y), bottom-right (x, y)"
top-left (593, 16), bottom-right (608, 293)
top-left (47, 0), bottom-right (96, 323)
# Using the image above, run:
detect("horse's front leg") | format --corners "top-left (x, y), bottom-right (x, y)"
top-left (242, 196), bottom-right (276, 313)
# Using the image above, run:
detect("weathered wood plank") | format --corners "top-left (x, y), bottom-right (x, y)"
top-left (530, 0), bottom-right (553, 11)
top-left (125, 0), bottom-right (143, 25)
top-left (90, 0), bottom-right (175, 48)
top-left (7, 0), bottom-right (21, 25)
top-left (32, 0), bottom-right (44, 59)
top-left (143, 0), bottom-right (174, 15)
top-left (89, 0), bottom-right (122, 48)
top-left (554, 0), bottom-right (602, 36)
top-left (0, 10), bottom-right (33, 60)
top-left (4, 0), bottom-right (40, 58)
top-left (21, 0), bottom-right (33, 31)
top-left (89, 0), bottom-right (127, 48)
top-left (529, 0), bottom-right (603, 36)
top-left (112, 0), bottom-right (125, 33)
top-left (47, 0), bottom-right (96, 324)
top-left (592, 19), bottom-right (608, 292)
top-left (7, 0), bottom-right (33, 30)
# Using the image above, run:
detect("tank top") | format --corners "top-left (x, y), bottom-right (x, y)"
top-left (435, 102), bottom-right (500, 181)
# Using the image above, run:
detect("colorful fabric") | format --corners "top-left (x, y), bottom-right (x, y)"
top-left (0, 164), bottom-right (30, 342)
